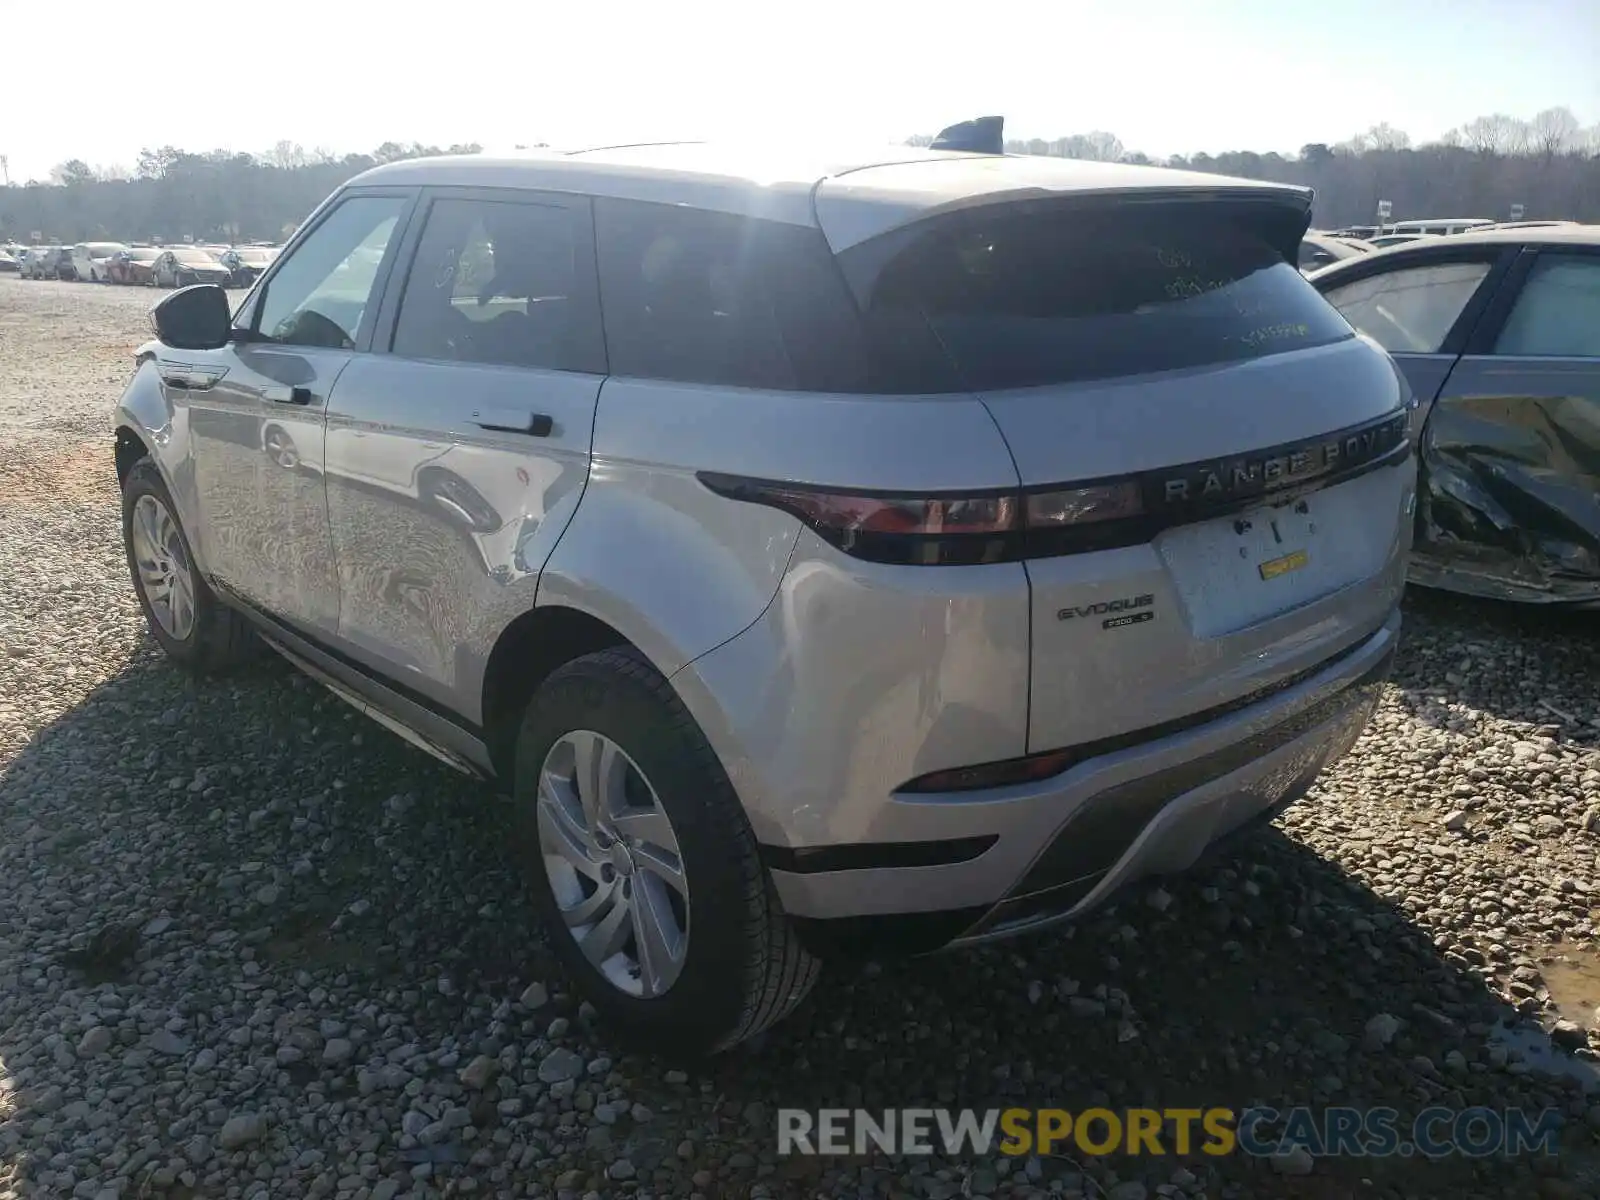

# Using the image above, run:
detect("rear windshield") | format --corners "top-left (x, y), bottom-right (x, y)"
top-left (843, 202), bottom-right (1352, 390)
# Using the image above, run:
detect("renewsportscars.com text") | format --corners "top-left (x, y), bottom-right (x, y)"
top-left (777, 1106), bottom-right (1561, 1160)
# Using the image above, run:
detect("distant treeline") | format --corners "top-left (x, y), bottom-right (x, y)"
top-left (908, 109), bottom-right (1600, 228)
top-left (0, 142), bottom-right (488, 244)
top-left (4, 107), bottom-right (1598, 243)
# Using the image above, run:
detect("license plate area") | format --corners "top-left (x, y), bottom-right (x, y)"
top-left (1156, 474), bottom-right (1389, 638)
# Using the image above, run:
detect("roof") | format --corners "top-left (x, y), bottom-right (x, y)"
top-left (1376, 224), bottom-right (1600, 251)
top-left (1306, 223), bottom-right (1600, 281)
top-left (351, 142), bottom-right (1312, 251)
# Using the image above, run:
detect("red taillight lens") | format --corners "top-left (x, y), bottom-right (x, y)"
top-left (698, 474), bottom-right (1022, 565)
top-left (700, 473), bottom-right (1149, 566)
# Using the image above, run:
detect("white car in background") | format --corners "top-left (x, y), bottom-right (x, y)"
top-left (70, 241), bottom-right (131, 282)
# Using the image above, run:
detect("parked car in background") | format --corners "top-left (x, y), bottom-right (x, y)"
top-left (19, 247), bottom-right (50, 278)
top-left (1298, 232), bottom-right (1370, 272)
top-left (217, 244), bottom-right (279, 288)
top-left (1310, 224), bottom-right (1600, 605)
top-left (114, 133), bottom-right (1413, 1053)
top-left (1484, 220), bottom-right (1581, 232)
top-left (69, 241), bottom-right (131, 283)
top-left (1384, 218), bottom-right (1495, 238)
top-left (41, 246), bottom-right (78, 280)
top-left (1368, 233), bottom-right (1432, 248)
top-left (0, 248), bottom-right (18, 273)
top-left (106, 247), bottom-right (164, 286)
top-left (152, 247), bottom-right (230, 288)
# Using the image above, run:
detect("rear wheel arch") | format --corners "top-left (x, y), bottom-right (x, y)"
top-left (480, 604), bottom-right (632, 781)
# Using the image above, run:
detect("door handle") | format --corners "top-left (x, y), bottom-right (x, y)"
top-left (265, 385), bottom-right (314, 406)
top-left (473, 412), bottom-right (554, 437)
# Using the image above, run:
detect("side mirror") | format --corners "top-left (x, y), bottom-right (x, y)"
top-left (150, 284), bottom-right (231, 350)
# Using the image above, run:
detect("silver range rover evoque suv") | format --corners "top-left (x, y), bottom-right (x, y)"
top-left (113, 132), bottom-right (1417, 1055)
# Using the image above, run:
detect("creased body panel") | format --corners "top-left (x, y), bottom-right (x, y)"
top-left (669, 528), bottom-right (1032, 849)
top-left (115, 348), bottom-right (200, 558)
top-left (320, 356), bottom-right (603, 722)
top-left (1413, 357), bottom-right (1600, 603)
top-left (540, 377), bottom-right (1026, 689)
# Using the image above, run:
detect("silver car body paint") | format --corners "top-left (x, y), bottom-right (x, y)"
top-left (114, 142), bottom-right (1414, 940)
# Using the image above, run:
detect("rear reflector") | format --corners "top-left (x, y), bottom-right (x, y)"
top-left (899, 749), bottom-right (1076, 794)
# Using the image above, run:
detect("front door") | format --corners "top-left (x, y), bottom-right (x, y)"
top-left (184, 190), bottom-right (415, 634)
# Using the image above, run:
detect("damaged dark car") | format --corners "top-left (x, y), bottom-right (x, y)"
top-left (1311, 225), bottom-right (1600, 604)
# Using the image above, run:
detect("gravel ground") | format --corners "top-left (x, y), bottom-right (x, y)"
top-left (4, 275), bottom-right (1600, 1200)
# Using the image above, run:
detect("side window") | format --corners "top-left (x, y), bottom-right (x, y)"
top-left (390, 197), bottom-right (603, 373)
top-left (1322, 261), bottom-right (1493, 353)
top-left (254, 195), bottom-right (408, 350)
top-left (1493, 256), bottom-right (1600, 358)
top-left (595, 199), bottom-right (799, 389)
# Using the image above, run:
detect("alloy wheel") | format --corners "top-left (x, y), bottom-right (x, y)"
top-left (264, 428), bottom-right (300, 469)
top-left (130, 493), bottom-right (196, 641)
top-left (536, 730), bottom-right (690, 997)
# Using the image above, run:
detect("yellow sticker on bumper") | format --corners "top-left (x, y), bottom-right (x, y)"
top-left (1259, 549), bottom-right (1309, 581)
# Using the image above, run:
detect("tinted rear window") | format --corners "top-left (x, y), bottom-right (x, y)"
top-left (841, 202), bottom-right (1352, 390)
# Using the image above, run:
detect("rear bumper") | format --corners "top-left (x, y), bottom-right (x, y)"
top-left (774, 608), bottom-right (1397, 954)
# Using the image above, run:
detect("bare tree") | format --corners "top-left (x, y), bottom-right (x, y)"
top-left (1458, 114), bottom-right (1520, 154)
top-left (1364, 122), bottom-right (1412, 152)
top-left (136, 146), bottom-right (181, 180)
top-left (269, 140), bottom-right (308, 170)
top-left (1531, 106), bottom-right (1582, 158)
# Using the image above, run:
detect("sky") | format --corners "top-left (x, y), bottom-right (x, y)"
top-left (1, 0), bottom-right (1596, 183)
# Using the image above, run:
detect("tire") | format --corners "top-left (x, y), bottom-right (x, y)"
top-left (121, 458), bottom-right (255, 673)
top-left (514, 647), bottom-right (820, 1057)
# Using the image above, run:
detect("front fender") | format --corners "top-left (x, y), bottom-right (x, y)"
top-left (534, 464), bottom-right (799, 679)
top-left (115, 349), bottom-right (206, 569)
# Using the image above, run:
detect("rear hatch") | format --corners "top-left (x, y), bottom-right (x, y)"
top-left (829, 184), bottom-right (1413, 750)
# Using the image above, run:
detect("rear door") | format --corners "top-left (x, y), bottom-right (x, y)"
top-left (322, 187), bottom-right (606, 720)
top-left (1411, 246), bottom-right (1600, 600)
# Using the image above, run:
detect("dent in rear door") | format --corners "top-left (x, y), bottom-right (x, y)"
top-left (1415, 357), bottom-right (1600, 601)
top-left (1411, 250), bottom-right (1600, 602)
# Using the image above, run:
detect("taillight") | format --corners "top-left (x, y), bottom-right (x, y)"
top-left (700, 407), bottom-right (1407, 565)
top-left (697, 474), bottom-right (1021, 565)
top-left (697, 473), bottom-right (1148, 566)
